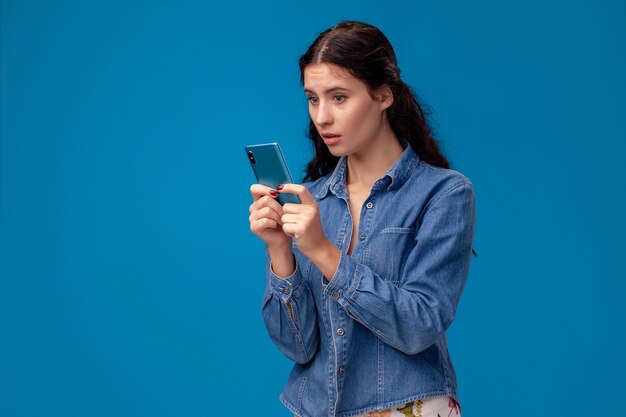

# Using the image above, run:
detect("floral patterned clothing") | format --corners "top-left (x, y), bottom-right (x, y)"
top-left (360, 396), bottom-right (460, 417)
top-left (294, 396), bottom-right (461, 417)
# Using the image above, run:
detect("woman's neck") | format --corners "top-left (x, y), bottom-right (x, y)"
top-left (346, 129), bottom-right (404, 189)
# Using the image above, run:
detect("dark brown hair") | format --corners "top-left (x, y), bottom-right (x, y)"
top-left (300, 20), bottom-right (450, 182)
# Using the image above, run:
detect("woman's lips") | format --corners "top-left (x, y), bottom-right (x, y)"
top-left (322, 135), bottom-right (342, 145)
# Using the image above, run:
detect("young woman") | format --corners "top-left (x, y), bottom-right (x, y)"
top-left (248, 21), bottom-right (475, 417)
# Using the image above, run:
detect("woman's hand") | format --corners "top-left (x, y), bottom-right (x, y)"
top-left (277, 184), bottom-right (331, 259)
top-left (248, 184), bottom-right (291, 250)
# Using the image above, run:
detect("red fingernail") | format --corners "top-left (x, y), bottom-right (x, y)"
top-left (277, 185), bottom-right (284, 190)
top-left (269, 190), bottom-right (278, 197)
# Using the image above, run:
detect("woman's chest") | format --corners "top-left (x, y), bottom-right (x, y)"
top-left (314, 190), bottom-right (424, 284)
top-left (346, 188), bottom-right (369, 256)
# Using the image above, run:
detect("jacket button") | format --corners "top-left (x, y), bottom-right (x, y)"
top-left (378, 180), bottom-right (384, 186)
top-left (339, 366), bottom-right (345, 374)
top-left (366, 202), bottom-right (373, 209)
top-left (331, 291), bottom-right (340, 299)
top-left (337, 328), bottom-right (345, 336)
top-left (282, 287), bottom-right (290, 295)
top-left (360, 235), bottom-right (366, 241)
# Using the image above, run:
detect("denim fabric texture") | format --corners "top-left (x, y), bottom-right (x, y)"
top-left (261, 139), bottom-right (476, 417)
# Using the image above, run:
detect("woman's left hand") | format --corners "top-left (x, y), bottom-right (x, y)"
top-left (277, 183), bottom-right (329, 259)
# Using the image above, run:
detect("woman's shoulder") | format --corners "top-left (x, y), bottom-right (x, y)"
top-left (412, 159), bottom-right (474, 199)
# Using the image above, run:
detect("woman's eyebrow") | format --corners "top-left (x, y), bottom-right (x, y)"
top-left (304, 86), bottom-right (351, 94)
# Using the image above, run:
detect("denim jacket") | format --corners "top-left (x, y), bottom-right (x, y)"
top-left (261, 139), bottom-right (476, 417)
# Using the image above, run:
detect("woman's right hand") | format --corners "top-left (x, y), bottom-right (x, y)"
top-left (248, 184), bottom-right (291, 249)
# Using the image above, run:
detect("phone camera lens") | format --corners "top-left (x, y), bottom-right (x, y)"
top-left (247, 151), bottom-right (256, 164)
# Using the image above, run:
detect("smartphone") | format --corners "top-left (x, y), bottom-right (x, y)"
top-left (245, 142), bottom-right (302, 205)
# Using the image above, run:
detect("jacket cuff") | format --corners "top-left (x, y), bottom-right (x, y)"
top-left (268, 256), bottom-right (305, 303)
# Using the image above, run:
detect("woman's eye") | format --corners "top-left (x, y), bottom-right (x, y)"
top-left (308, 97), bottom-right (319, 104)
top-left (334, 95), bottom-right (347, 103)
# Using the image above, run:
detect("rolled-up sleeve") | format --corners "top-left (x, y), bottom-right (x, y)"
top-left (261, 247), bottom-right (319, 364)
top-left (323, 181), bottom-right (476, 355)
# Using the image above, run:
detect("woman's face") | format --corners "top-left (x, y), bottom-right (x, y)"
top-left (303, 62), bottom-right (392, 157)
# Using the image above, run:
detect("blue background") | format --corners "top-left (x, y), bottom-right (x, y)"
top-left (2, 0), bottom-right (625, 416)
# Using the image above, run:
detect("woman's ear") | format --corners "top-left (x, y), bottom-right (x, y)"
top-left (376, 85), bottom-right (394, 111)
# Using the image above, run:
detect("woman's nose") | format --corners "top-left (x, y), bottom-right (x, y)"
top-left (314, 102), bottom-right (333, 125)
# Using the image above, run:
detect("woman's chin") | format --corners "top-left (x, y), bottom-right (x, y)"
top-left (327, 147), bottom-right (349, 157)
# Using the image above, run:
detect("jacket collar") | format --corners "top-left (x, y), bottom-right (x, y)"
top-left (314, 138), bottom-right (419, 199)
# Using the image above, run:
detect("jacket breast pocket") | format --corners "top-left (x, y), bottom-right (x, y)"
top-left (366, 227), bottom-right (416, 284)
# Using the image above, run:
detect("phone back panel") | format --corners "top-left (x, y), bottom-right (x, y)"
top-left (245, 142), bottom-right (301, 205)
